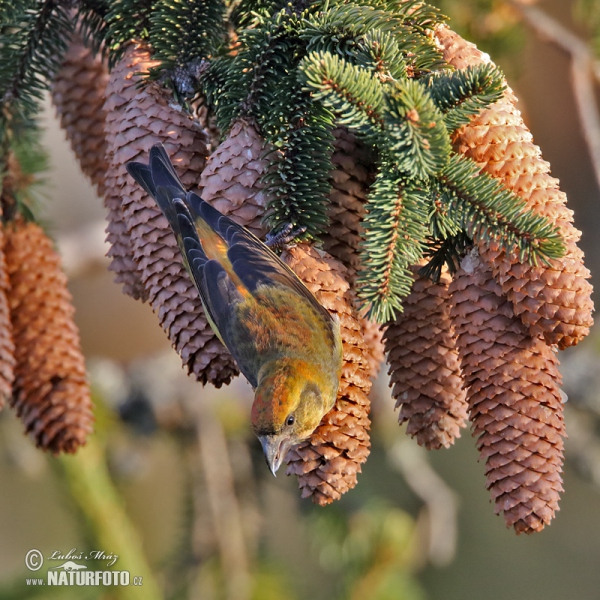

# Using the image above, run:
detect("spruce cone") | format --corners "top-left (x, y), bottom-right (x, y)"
top-left (361, 318), bottom-right (385, 380)
top-left (449, 249), bottom-right (565, 533)
top-left (51, 31), bottom-right (109, 196)
top-left (436, 25), bottom-right (593, 349)
top-left (199, 118), bottom-right (271, 238)
top-left (284, 244), bottom-right (371, 505)
top-left (384, 265), bottom-right (468, 449)
top-left (4, 220), bottom-right (93, 453)
top-left (322, 127), bottom-right (374, 284)
top-left (104, 44), bottom-right (238, 386)
top-left (103, 43), bottom-right (152, 301)
top-left (0, 227), bottom-right (15, 409)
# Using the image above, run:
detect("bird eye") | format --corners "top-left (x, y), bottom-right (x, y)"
top-left (286, 415), bottom-right (295, 427)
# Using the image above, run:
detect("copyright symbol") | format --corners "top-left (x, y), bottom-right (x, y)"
top-left (25, 549), bottom-right (43, 571)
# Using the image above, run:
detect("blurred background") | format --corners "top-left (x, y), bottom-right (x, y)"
top-left (2, 0), bottom-right (600, 598)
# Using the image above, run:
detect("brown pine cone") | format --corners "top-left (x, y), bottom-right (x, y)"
top-left (361, 317), bottom-right (385, 380)
top-left (51, 31), bottom-right (109, 196)
top-left (322, 127), bottom-right (374, 284)
top-left (436, 25), bottom-right (593, 349)
top-left (104, 44), bottom-right (238, 386)
top-left (199, 118), bottom-right (271, 238)
top-left (284, 244), bottom-right (371, 505)
top-left (449, 248), bottom-right (565, 534)
top-left (384, 265), bottom-right (468, 449)
top-left (0, 227), bottom-right (15, 408)
top-left (4, 219), bottom-right (93, 453)
top-left (103, 42), bottom-right (153, 301)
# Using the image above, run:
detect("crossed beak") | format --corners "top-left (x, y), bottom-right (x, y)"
top-left (258, 434), bottom-right (294, 476)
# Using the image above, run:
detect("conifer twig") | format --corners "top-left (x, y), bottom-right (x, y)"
top-left (509, 0), bottom-right (600, 192)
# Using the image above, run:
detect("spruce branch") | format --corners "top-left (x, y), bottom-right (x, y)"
top-left (418, 231), bottom-right (471, 281)
top-left (230, 0), bottom-right (289, 28)
top-left (323, 0), bottom-right (446, 76)
top-left (356, 162), bottom-right (428, 322)
top-left (0, 0), bottom-right (73, 158)
top-left (428, 181), bottom-right (461, 240)
top-left (440, 154), bottom-right (566, 265)
top-left (0, 1), bottom-right (73, 111)
top-left (366, 0), bottom-right (445, 32)
top-left (301, 54), bottom-right (450, 179)
top-left (148, 0), bottom-right (226, 76)
top-left (105, 0), bottom-right (153, 64)
top-left (262, 96), bottom-right (335, 238)
top-left (0, 0), bottom-right (33, 23)
top-left (427, 63), bottom-right (506, 132)
top-left (209, 24), bottom-right (293, 131)
top-left (338, 0), bottom-right (445, 32)
top-left (302, 2), bottom-right (411, 43)
top-left (384, 78), bottom-right (451, 178)
top-left (300, 50), bottom-right (386, 140)
top-left (355, 28), bottom-right (408, 82)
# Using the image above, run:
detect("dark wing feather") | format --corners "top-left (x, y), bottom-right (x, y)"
top-left (126, 145), bottom-right (186, 232)
top-left (183, 192), bottom-right (333, 326)
top-left (168, 198), bottom-right (258, 385)
top-left (149, 144), bottom-right (185, 191)
top-left (200, 261), bottom-right (258, 386)
top-left (125, 161), bottom-right (155, 196)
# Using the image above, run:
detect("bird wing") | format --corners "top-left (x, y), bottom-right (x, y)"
top-left (182, 191), bottom-right (333, 326)
top-left (126, 144), bottom-right (338, 387)
top-left (178, 193), bottom-right (341, 385)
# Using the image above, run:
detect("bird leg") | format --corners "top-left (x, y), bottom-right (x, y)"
top-left (264, 223), bottom-right (307, 250)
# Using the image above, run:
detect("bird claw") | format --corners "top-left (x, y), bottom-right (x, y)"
top-left (265, 223), bottom-right (307, 250)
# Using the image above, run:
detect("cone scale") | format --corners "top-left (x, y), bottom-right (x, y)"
top-left (322, 127), bottom-right (374, 284)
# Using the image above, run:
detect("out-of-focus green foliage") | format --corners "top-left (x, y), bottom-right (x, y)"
top-left (310, 502), bottom-right (424, 600)
top-left (576, 0), bottom-right (600, 56)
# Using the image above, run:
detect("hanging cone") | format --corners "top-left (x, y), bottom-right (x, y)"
top-left (104, 43), bottom-right (238, 387)
top-left (322, 127), bottom-right (374, 284)
top-left (199, 118), bottom-right (271, 238)
top-left (51, 31), bottom-right (109, 197)
top-left (449, 248), bottom-right (565, 534)
top-left (435, 25), bottom-right (593, 349)
top-left (103, 43), bottom-right (152, 301)
top-left (0, 227), bottom-right (15, 409)
top-left (361, 317), bottom-right (385, 380)
top-left (384, 264), bottom-right (468, 449)
top-left (4, 219), bottom-right (93, 453)
top-left (284, 244), bottom-right (371, 505)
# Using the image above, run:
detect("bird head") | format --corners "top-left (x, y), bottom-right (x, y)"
top-left (251, 358), bottom-right (336, 475)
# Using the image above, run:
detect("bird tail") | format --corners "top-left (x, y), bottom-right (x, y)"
top-left (126, 144), bottom-right (189, 222)
top-left (126, 145), bottom-right (212, 276)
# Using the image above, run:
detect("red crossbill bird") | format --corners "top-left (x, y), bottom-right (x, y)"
top-left (126, 145), bottom-right (342, 474)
